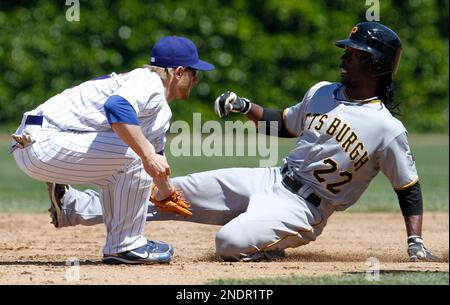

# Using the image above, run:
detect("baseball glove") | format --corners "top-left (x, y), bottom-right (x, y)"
top-left (150, 185), bottom-right (192, 217)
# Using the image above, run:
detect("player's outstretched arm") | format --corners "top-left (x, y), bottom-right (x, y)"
top-left (213, 91), bottom-right (296, 138)
top-left (397, 183), bottom-right (442, 262)
top-left (214, 91), bottom-right (256, 119)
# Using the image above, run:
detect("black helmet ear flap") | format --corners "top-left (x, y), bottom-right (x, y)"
top-left (372, 60), bottom-right (382, 73)
top-left (359, 52), bottom-right (381, 75)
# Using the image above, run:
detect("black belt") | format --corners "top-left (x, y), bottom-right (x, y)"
top-left (281, 167), bottom-right (322, 207)
top-left (25, 115), bottom-right (43, 126)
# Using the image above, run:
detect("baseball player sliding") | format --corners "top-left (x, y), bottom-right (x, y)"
top-left (45, 22), bottom-right (439, 262)
top-left (10, 36), bottom-right (214, 264)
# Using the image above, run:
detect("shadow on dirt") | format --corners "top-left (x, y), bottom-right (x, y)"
top-left (0, 260), bottom-right (103, 266)
top-left (192, 250), bottom-right (449, 263)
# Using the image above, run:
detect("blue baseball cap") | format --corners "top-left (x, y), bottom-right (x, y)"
top-left (150, 36), bottom-right (215, 71)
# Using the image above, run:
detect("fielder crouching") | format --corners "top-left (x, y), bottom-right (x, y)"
top-left (10, 35), bottom-right (215, 264)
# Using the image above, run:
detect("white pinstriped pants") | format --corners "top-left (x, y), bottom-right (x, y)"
top-left (12, 117), bottom-right (150, 255)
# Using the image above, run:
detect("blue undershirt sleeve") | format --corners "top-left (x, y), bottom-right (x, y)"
top-left (104, 95), bottom-right (139, 125)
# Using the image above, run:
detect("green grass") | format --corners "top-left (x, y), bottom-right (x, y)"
top-left (207, 271), bottom-right (449, 285)
top-left (349, 134), bottom-right (449, 213)
top-left (0, 134), bottom-right (448, 213)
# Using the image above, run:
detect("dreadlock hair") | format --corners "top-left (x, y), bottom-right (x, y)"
top-left (358, 51), bottom-right (400, 116)
top-left (376, 73), bottom-right (400, 117)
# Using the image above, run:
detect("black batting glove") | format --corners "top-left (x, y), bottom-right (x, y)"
top-left (214, 91), bottom-right (251, 118)
top-left (407, 235), bottom-right (441, 262)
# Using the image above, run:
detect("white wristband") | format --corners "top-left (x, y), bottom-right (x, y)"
top-left (242, 101), bottom-right (252, 114)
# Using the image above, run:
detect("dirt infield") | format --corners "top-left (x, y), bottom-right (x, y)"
top-left (0, 212), bottom-right (448, 284)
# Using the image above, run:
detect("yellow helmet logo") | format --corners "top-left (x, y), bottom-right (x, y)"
top-left (351, 26), bottom-right (358, 34)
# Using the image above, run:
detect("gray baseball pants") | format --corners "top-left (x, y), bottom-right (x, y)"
top-left (57, 167), bottom-right (335, 260)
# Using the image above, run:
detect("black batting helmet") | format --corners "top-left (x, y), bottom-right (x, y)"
top-left (335, 22), bottom-right (402, 76)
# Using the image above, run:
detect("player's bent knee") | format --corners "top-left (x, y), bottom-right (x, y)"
top-left (215, 227), bottom-right (251, 261)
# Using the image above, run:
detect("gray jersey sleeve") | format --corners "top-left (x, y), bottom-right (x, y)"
top-left (283, 81), bottom-right (332, 136)
top-left (378, 132), bottom-right (419, 190)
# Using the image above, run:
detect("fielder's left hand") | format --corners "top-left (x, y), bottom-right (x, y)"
top-left (407, 235), bottom-right (441, 262)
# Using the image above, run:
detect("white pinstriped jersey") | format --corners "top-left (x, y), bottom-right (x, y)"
top-left (283, 81), bottom-right (418, 210)
top-left (31, 68), bottom-right (171, 153)
top-left (13, 67), bottom-right (173, 254)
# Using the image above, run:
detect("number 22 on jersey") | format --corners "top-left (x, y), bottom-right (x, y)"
top-left (313, 158), bottom-right (353, 194)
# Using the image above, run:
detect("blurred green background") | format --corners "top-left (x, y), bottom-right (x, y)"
top-left (0, 0), bottom-right (448, 132)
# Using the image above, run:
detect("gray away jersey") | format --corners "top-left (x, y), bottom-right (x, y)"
top-left (283, 81), bottom-right (418, 210)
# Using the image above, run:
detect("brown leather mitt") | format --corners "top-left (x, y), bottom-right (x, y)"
top-left (150, 186), bottom-right (192, 217)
